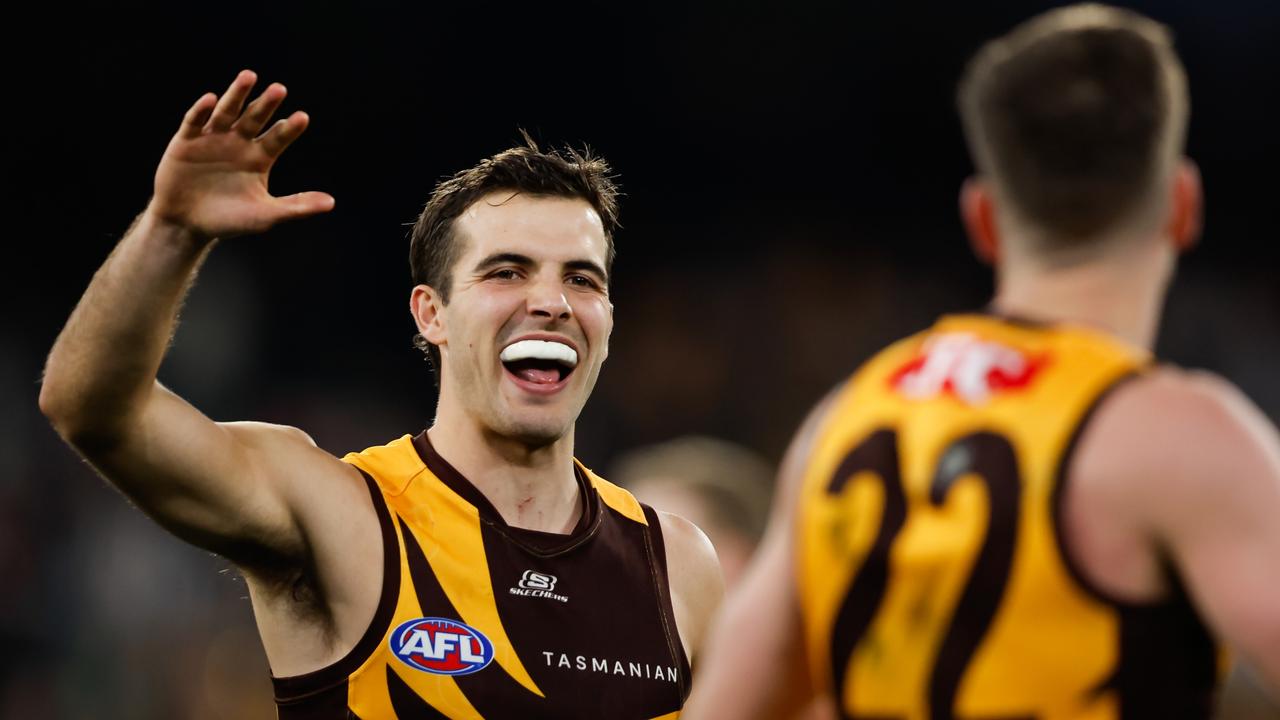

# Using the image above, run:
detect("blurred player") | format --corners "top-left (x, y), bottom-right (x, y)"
top-left (612, 436), bottom-right (773, 589)
top-left (616, 436), bottom-right (837, 720)
top-left (40, 71), bottom-right (721, 717)
top-left (686, 4), bottom-right (1280, 718)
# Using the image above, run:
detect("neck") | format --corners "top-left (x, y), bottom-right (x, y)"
top-left (427, 405), bottom-right (582, 534)
top-left (991, 239), bottom-right (1172, 351)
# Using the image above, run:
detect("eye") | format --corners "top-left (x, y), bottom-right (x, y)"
top-left (567, 274), bottom-right (601, 289)
top-left (488, 268), bottom-right (522, 281)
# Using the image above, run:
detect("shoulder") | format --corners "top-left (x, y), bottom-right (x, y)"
top-left (222, 420), bottom-right (321, 450)
top-left (584, 467), bottom-right (649, 525)
top-left (1108, 366), bottom-right (1254, 417)
top-left (1075, 366), bottom-right (1279, 532)
top-left (222, 420), bottom-right (362, 488)
top-left (656, 509), bottom-right (724, 659)
top-left (1082, 367), bottom-right (1272, 472)
top-left (772, 381), bottom-right (849, 516)
top-left (656, 510), bottom-right (721, 583)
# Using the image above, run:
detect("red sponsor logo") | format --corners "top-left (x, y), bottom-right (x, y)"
top-left (889, 332), bottom-right (1047, 404)
top-left (390, 617), bottom-right (494, 676)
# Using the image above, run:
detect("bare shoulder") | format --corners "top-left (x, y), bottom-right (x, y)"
top-left (656, 509), bottom-right (724, 661)
top-left (1080, 367), bottom-right (1277, 485)
top-left (1075, 366), bottom-right (1280, 547)
top-left (221, 420), bottom-right (363, 492)
top-left (222, 421), bottom-right (387, 676)
top-left (218, 420), bottom-right (373, 575)
top-left (770, 382), bottom-right (847, 524)
top-left (657, 510), bottom-right (721, 583)
top-left (1111, 366), bottom-right (1260, 421)
top-left (1080, 370), bottom-right (1280, 686)
top-left (221, 419), bottom-right (323, 456)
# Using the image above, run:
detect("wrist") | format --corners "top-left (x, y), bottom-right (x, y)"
top-left (138, 202), bottom-right (217, 250)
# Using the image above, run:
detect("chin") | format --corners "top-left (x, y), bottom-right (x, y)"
top-left (492, 415), bottom-right (573, 448)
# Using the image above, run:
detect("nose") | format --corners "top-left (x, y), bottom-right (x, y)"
top-left (527, 274), bottom-right (572, 321)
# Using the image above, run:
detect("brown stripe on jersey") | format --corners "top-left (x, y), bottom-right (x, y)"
top-left (927, 433), bottom-right (1024, 720)
top-left (396, 492), bottom-right (687, 717)
top-left (398, 516), bottom-right (549, 715)
top-left (1051, 371), bottom-right (1143, 606)
top-left (980, 306), bottom-right (1059, 328)
top-left (411, 431), bottom-right (601, 555)
top-left (497, 477), bottom-right (601, 556)
top-left (346, 432), bottom-right (691, 718)
top-left (825, 429), bottom-right (908, 713)
top-left (1112, 592), bottom-right (1218, 719)
top-left (642, 504), bottom-right (691, 702)
top-left (274, 683), bottom-right (351, 720)
top-left (386, 665), bottom-right (451, 719)
top-left (1053, 371), bottom-right (1219, 717)
top-left (274, 468), bottom-right (402, 710)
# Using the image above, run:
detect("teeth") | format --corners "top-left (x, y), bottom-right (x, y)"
top-left (500, 339), bottom-right (578, 368)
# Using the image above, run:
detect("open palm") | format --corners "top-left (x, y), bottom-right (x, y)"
top-left (150, 70), bottom-right (334, 239)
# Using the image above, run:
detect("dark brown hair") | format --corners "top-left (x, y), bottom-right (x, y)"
top-left (409, 133), bottom-right (620, 370)
top-left (958, 4), bottom-right (1188, 248)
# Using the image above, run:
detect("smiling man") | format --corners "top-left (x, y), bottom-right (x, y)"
top-left (39, 71), bottom-right (721, 718)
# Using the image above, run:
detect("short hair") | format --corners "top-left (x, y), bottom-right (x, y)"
top-left (957, 4), bottom-right (1189, 248)
top-left (409, 133), bottom-right (620, 371)
top-left (611, 436), bottom-right (774, 543)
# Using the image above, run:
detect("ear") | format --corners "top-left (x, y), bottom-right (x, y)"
top-left (410, 285), bottom-right (448, 346)
top-left (960, 177), bottom-right (1000, 265)
top-left (1167, 159), bottom-right (1203, 253)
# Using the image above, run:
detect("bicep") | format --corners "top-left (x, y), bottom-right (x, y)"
top-left (80, 382), bottom-right (325, 565)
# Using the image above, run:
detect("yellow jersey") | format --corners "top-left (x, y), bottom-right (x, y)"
top-left (273, 432), bottom-right (688, 719)
top-left (796, 314), bottom-right (1220, 719)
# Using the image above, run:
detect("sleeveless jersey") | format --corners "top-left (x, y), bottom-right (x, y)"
top-left (273, 432), bottom-right (689, 719)
top-left (795, 314), bottom-right (1221, 719)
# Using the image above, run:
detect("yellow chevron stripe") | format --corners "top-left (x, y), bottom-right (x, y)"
top-left (343, 435), bottom-right (429, 496)
top-left (347, 508), bottom-right (482, 719)
top-left (407, 471), bottom-right (545, 698)
top-left (580, 462), bottom-right (647, 525)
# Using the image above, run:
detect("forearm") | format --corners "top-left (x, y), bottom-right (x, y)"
top-left (40, 208), bottom-right (214, 443)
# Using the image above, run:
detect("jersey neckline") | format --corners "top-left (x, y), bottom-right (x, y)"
top-left (941, 308), bottom-right (1154, 360)
top-left (410, 430), bottom-right (602, 556)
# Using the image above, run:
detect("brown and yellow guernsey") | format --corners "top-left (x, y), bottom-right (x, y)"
top-left (795, 314), bottom-right (1223, 719)
top-left (273, 432), bottom-right (688, 719)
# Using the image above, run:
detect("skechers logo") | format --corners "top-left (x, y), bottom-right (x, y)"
top-left (390, 617), bottom-right (494, 676)
top-left (510, 570), bottom-right (569, 602)
top-left (520, 571), bottom-right (556, 591)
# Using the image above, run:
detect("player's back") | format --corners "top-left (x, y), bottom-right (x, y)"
top-left (795, 313), bottom-right (1221, 719)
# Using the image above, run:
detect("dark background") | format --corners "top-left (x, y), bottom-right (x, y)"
top-left (3, 2), bottom-right (1278, 717)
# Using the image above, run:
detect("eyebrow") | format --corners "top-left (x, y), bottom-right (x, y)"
top-left (472, 253), bottom-right (609, 284)
top-left (564, 259), bottom-right (610, 285)
top-left (472, 252), bottom-right (535, 273)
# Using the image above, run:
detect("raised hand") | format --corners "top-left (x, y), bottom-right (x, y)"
top-left (149, 70), bottom-right (335, 240)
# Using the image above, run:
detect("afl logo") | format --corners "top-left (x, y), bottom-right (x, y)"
top-left (389, 617), bottom-right (495, 676)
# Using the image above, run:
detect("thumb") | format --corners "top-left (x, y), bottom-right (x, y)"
top-left (274, 191), bottom-right (336, 221)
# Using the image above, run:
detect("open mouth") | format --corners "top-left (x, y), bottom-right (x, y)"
top-left (500, 339), bottom-right (578, 387)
